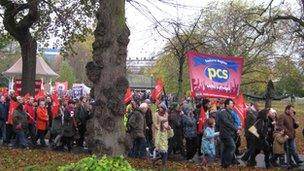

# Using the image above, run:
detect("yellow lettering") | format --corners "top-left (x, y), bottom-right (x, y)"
top-left (207, 68), bottom-right (216, 80)
top-left (222, 70), bottom-right (228, 79)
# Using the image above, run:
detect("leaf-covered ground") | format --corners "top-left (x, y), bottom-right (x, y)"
top-left (0, 101), bottom-right (303, 170)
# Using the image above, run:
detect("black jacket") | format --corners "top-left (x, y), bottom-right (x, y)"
top-left (76, 105), bottom-right (90, 125)
top-left (217, 108), bottom-right (238, 139)
top-left (0, 102), bottom-right (8, 121)
top-left (245, 108), bottom-right (258, 137)
top-left (169, 109), bottom-right (183, 137)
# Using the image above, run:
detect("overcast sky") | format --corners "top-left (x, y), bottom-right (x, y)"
top-left (125, 0), bottom-right (300, 60)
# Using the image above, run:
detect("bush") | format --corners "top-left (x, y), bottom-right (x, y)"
top-left (59, 155), bottom-right (136, 171)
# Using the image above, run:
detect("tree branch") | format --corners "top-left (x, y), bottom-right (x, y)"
top-left (241, 80), bottom-right (267, 86)
top-left (16, 0), bottom-right (39, 30)
top-left (273, 15), bottom-right (304, 27)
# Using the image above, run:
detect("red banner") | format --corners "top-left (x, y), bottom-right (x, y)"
top-left (233, 94), bottom-right (247, 128)
top-left (151, 79), bottom-right (164, 101)
top-left (51, 92), bottom-right (60, 118)
top-left (187, 51), bottom-right (244, 99)
top-left (14, 79), bottom-right (42, 95)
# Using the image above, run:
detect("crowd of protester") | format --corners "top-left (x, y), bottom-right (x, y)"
top-left (0, 89), bottom-right (303, 169)
top-left (126, 93), bottom-right (303, 169)
top-left (0, 91), bottom-right (93, 152)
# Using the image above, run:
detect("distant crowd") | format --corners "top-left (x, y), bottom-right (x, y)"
top-left (0, 91), bottom-right (92, 151)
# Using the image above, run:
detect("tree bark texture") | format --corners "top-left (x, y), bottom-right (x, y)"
top-left (20, 37), bottom-right (37, 95)
top-left (86, 0), bottom-right (130, 156)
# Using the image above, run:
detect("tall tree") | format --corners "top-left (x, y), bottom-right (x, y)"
top-left (66, 35), bottom-right (94, 85)
top-left (0, 0), bottom-right (39, 95)
top-left (275, 56), bottom-right (304, 96)
top-left (58, 61), bottom-right (76, 88)
top-left (85, 0), bottom-right (130, 156)
top-left (0, 0), bottom-right (96, 95)
top-left (154, 12), bottom-right (203, 100)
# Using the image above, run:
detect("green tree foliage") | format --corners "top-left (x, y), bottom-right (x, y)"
top-left (275, 57), bottom-right (304, 96)
top-left (146, 52), bottom-right (190, 96)
top-left (65, 35), bottom-right (94, 85)
top-left (58, 60), bottom-right (76, 88)
top-left (0, 34), bottom-right (13, 50)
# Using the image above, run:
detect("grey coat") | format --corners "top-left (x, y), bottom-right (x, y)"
top-left (182, 113), bottom-right (197, 138)
top-left (51, 107), bottom-right (64, 135)
top-left (13, 109), bottom-right (28, 132)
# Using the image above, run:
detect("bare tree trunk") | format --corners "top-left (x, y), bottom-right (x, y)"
top-left (20, 37), bottom-right (37, 95)
top-left (177, 61), bottom-right (184, 100)
top-left (86, 0), bottom-right (130, 156)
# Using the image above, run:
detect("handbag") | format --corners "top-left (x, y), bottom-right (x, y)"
top-left (248, 125), bottom-right (259, 138)
top-left (248, 120), bottom-right (260, 138)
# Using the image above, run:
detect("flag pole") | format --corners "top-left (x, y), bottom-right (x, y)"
top-left (163, 86), bottom-right (168, 108)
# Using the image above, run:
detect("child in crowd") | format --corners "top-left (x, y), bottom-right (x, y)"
top-left (271, 128), bottom-right (289, 167)
top-left (201, 118), bottom-right (219, 164)
top-left (153, 120), bottom-right (174, 169)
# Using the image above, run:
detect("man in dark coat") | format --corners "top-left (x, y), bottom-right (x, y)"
top-left (75, 96), bottom-right (91, 147)
top-left (241, 101), bottom-right (260, 164)
top-left (168, 103), bottom-right (184, 156)
top-left (144, 100), bottom-right (153, 153)
top-left (0, 95), bottom-right (8, 142)
top-left (217, 99), bottom-right (238, 168)
top-left (277, 105), bottom-right (303, 168)
top-left (128, 103), bottom-right (147, 158)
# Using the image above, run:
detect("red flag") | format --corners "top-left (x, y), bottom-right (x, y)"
top-left (51, 92), bottom-right (60, 118)
top-left (35, 90), bottom-right (45, 101)
top-left (233, 94), bottom-right (247, 128)
top-left (124, 87), bottom-right (133, 104)
top-left (7, 100), bottom-right (18, 125)
top-left (151, 79), bottom-right (164, 101)
top-left (197, 108), bottom-right (207, 134)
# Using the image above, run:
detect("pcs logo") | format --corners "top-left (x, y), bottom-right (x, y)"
top-left (204, 65), bottom-right (229, 83)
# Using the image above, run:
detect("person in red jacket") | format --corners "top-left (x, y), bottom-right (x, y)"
top-left (35, 101), bottom-right (48, 147)
top-left (24, 97), bottom-right (36, 145)
top-left (4, 96), bottom-right (19, 145)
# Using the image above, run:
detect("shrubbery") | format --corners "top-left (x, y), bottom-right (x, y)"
top-left (59, 155), bottom-right (136, 171)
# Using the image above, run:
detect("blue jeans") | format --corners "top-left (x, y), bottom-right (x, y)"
top-left (220, 136), bottom-right (236, 168)
top-left (15, 130), bottom-right (28, 147)
top-left (285, 138), bottom-right (301, 165)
